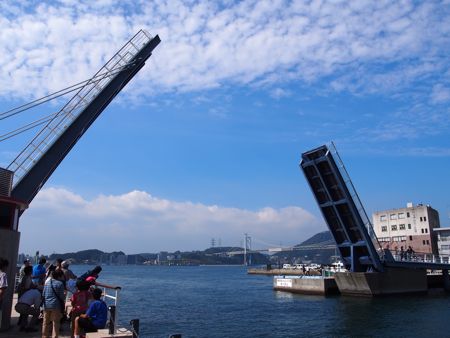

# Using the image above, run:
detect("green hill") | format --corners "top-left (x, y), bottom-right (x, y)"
top-left (273, 230), bottom-right (337, 265)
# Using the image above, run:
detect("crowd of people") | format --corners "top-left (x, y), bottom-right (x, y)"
top-left (0, 256), bottom-right (120, 338)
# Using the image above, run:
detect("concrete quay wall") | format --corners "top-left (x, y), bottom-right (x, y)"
top-left (334, 268), bottom-right (428, 296)
top-left (248, 268), bottom-right (320, 276)
top-left (273, 276), bottom-right (339, 295)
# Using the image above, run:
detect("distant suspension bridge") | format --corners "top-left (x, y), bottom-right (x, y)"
top-left (212, 233), bottom-right (336, 264)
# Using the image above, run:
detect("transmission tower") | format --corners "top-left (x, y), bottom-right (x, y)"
top-left (211, 238), bottom-right (216, 248)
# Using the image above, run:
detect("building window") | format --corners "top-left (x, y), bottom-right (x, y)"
top-left (424, 216), bottom-right (427, 222)
top-left (420, 217), bottom-right (423, 222)
top-left (423, 240), bottom-right (426, 245)
top-left (380, 215), bottom-right (387, 222)
top-left (421, 229), bottom-right (424, 234)
top-left (392, 236), bottom-right (407, 242)
top-left (391, 225), bottom-right (398, 231)
top-left (407, 212), bottom-right (410, 217)
top-left (399, 224), bottom-right (406, 230)
top-left (426, 240), bottom-right (430, 245)
top-left (381, 226), bottom-right (387, 232)
top-left (398, 213), bottom-right (405, 219)
top-left (390, 214), bottom-right (397, 220)
top-left (425, 228), bottom-right (428, 233)
top-left (408, 224), bottom-right (411, 229)
top-left (409, 235), bottom-right (413, 241)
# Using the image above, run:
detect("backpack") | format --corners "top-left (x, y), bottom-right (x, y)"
top-left (76, 270), bottom-right (95, 289)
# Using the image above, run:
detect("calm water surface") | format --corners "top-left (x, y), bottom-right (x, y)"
top-left (71, 265), bottom-right (450, 338)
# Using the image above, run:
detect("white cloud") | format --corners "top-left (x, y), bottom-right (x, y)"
top-left (270, 88), bottom-right (291, 99)
top-left (0, 0), bottom-right (449, 101)
top-left (399, 147), bottom-right (450, 157)
top-left (18, 187), bottom-right (324, 254)
top-left (430, 84), bottom-right (450, 104)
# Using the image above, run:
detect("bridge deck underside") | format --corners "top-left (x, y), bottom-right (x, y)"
top-left (301, 145), bottom-right (383, 272)
top-left (300, 144), bottom-right (450, 272)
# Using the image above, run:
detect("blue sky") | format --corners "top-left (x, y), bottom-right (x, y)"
top-left (0, 0), bottom-right (449, 254)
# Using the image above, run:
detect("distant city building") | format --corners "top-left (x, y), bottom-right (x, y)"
top-left (372, 202), bottom-right (440, 254)
top-left (117, 254), bottom-right (127, 265)
top-left (17, 253), bottom-right (27, 265)
top-left (433, 227), bottom-right (450, 256)
top-left (157, 251), bottom-right (168, 264)
top-left (100, 253), bottom-right (110, 264)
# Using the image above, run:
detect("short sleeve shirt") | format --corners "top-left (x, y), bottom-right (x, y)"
top-left (0, 271), bottom-right (7, 289)
top-left (86, 300), bottom-right (108, 329)
top-left (32, 264), bottom-right (46, 285)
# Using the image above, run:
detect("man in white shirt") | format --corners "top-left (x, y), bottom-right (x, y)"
top-left (14, 288), bottom-right (41, 332)
top-left (0, 258), bottom-right (8, 301)
top-left (0, 258), bottom-right (9, 330)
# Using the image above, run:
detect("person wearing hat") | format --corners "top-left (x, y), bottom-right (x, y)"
top-left (18, 259), bottom-right (31, 283)
top-left (61, 261), bottom-right (76, 282)
top-left (61, 261), bottom-right (77, 294)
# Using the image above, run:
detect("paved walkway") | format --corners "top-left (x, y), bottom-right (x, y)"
top-left (0, 294), bottom-right (72, 338)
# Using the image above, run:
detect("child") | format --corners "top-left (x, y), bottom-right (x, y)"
top-left (74, 288), bottom-right (108, 338)
top-left (70, 283), bottom-right (91, 337)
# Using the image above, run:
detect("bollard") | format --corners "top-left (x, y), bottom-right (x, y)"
top-left (130, 319), bottom-right (140, 338)
top-left (108, 305), bottom-right (116, 334)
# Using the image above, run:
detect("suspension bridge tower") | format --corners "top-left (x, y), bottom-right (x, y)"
top-left (243, 233), bottom-right (252, 266)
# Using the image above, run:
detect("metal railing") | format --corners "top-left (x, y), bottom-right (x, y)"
top-left (8, 30), bottom-right (153, 186)
top-left (391, 250), bottom-right (450, 265)
top-left (327, 142), bottom-right (385, 260)
top-left (101, 286), bottom-right (121, 334)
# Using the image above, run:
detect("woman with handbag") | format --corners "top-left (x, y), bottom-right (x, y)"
top-left (42, 269), bottom-right (65, 338)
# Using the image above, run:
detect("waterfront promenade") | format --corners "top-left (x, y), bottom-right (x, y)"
top-left (1, 292), bottom-right (132, 338)
top-left (0, 294), bottom-right (71, 338)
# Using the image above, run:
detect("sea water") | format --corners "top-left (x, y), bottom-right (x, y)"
top-left (71, 265), bottom-right (450, 338)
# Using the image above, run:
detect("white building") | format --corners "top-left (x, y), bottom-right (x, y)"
top-left (372, 202), bottom-right (440, 255)
top-left (433, 227), bottom-right (450, 256)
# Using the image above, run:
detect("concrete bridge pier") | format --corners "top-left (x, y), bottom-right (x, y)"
top-left (334, 268), bottom-right (428, 296)
top-left (0, 168), bottom-right (28, 331)
top-left (0, 229), bottom-right (20, 331)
